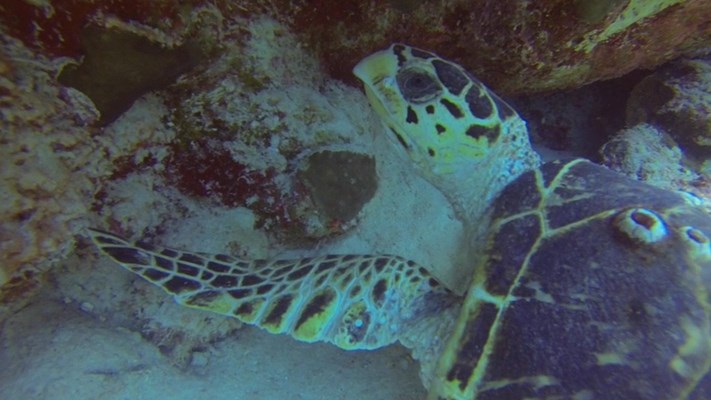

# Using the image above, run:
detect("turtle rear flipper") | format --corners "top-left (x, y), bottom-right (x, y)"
top-left (88, 228), bottom-right (457, 351)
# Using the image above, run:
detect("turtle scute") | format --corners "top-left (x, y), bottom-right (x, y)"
top-left (432, 159), bottom-right (711, 400)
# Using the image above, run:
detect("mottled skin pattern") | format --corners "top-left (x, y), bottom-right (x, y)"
top-left (91, 44), bottom-right (711, 399)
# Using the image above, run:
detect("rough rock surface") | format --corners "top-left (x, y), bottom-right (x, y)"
top-left (600, 123), bottom-right (704, 193)
top-left (3, 1), bottom-right (711, 96)
top-left (297, 151), bottom-right (378, 239)
top-left (0, 13), bottom-right (387, 297)
top-left (0, 30), bottom-right (155, 296)
top-left (284, 0), bottom-right (711, 95)
top-left (599, 55), bottom-right (711, 200)
top-left (626, 56), bottom-right (711, 163)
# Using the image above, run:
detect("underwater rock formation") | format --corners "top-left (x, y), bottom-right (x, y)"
top-left (285, 0), bottom-right (711, 95)
top-left (600, 56), bottom-right (711, 199)
top-left (158, 17), bottom-right (381, 243)
top-left (0, 12), bottom-right (387, 297)
top-left (163, 138), bottom-right (289, 225)
top-left (626, 56), bottom-right (711, 163)
top-left (0, 0), bottom-right (194, 57)
top-left (3, 1), bottom-right (710, 97)
top-left (297, 151), bottom-right (378, 238)
top-left (0, 33), bottom-right (178, 301)
top-left (600, 123), bottom-right (703, 193)
top-left (514, 74), bottom-right (640, 159)
top-left (58, 25), bottom-right (204, 126)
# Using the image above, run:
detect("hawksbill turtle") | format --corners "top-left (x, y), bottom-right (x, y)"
top-left (89, 44), bottom-right (711, 399)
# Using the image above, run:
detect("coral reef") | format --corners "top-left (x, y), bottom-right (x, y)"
top-left (0, 7), bottom-right (390, 300)
top-left (283, 0), bottom-right (711, 95)
top-left (600, 123), bottom-right (704, 193)
top-left (0, 24), bottom-right (183, 302)
top-left (626, 56), bottom-right (711, 163)
top-left (0, 36), bottom-right (97, 295)
top-left (3, 1), bottom-right (709, 97)
top-left (598, 56), bottom-right (711, 200)
top-left (164, 139), bottom-right (286, 220)
top-left (155, 16), bottom-right (381, 242)
top-left (0, 0), bottom-right (199, 57)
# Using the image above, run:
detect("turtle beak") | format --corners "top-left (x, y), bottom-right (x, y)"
top-left (353, 48), bottom-right (396, 85)
top-left (353, 48), bottom-right (401, 121)
top-left (354, 47), bottom-right (418, 153)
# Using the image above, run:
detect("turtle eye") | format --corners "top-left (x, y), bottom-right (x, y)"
top-left (396, 69), bottom-right (442, 104)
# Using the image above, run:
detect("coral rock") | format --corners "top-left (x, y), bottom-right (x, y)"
top-left (600, 123), bottom-right (702, 192)
top-left (6, 1), bottom-right (708, 96)
top-left (285, 0), bottom-right (711, 95)
top-left (297, 151), bottom-right (378, 237)
top-left (626, 56), bottom-right (711, 161)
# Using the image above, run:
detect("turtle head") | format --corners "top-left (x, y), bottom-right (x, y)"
top-left (354, 44), bottom-right (539, 221)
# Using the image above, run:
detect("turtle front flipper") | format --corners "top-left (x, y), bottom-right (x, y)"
top-left (88, 229), bottom-right (457, 351)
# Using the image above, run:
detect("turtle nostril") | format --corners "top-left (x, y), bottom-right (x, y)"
top-left (680, 226), bottom-right (711, 261)
top-left (685, 227), bottom-right (709, 244)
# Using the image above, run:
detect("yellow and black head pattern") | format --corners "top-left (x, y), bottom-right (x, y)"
top-left (353, 44), bottom-right (522, 178)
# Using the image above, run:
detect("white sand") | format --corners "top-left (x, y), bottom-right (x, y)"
top-left (0, 296), bottom-right (425, 400)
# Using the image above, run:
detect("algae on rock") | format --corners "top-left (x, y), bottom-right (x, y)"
top-left (298, 150), bottom-right (378, 228)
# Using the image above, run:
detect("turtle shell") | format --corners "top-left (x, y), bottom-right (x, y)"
top-left (432, 158), bottom-right (711, 399)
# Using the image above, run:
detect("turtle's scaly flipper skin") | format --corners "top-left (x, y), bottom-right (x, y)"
top-left (89, 229), bottom-right (457, 350)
